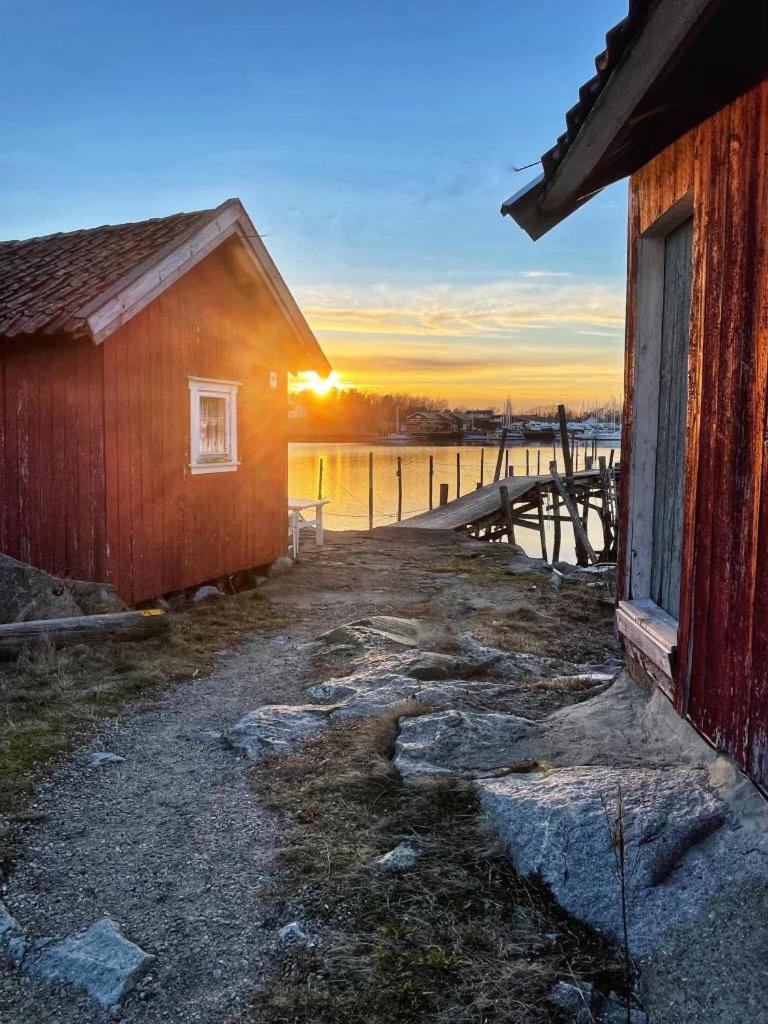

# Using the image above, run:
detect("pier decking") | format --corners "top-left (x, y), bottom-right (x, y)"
top-left (391, 466), bottom-right (619, 564)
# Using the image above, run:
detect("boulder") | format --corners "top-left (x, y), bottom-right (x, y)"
top-left (226, 705), bottom-right (329, 760)
top-left (62, 579), bottom-right (126, 615)
top-left (317, 617), bottom-right (421, 661)
top-left (477, 766), bottom-right (726, 955)
top-left (395, 709), bottom-right (544, 780)
top-left (375, 843), bottom-right (421, 873)
top-left (28, 919), bottom-right (154, 1007)
top-left (0, 553), bottom-right (82, 623)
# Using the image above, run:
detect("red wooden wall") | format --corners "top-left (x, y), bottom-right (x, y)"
top-left (622, 80), bottom-right (768, 786)
top-left (1, 235), bottom-right (294, 604)
top-left (0, 338), bottom-right (107, 583)
top-left (102, 236), bottom-right (291, 603)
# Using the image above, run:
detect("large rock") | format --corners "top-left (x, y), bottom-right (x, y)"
top-left (0, 900), bottom-right (21, 944)
top-left (61, 579), bottom-right (126, 615)
top-left (28, 919), bottom-right (154, 1007)
top-left (0, 553), bottom-right (82, 623)
top-left (317, 616), bottom-right (421, 662)
top-left (477, 766), bottom-right (726, 955)
top-left (395, 709), bottom-right (544, 779)
top-left (226, 705), bottom-right (329, 760)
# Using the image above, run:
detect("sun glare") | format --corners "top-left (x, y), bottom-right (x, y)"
top-left (296, 370), bottom-right (344, 397)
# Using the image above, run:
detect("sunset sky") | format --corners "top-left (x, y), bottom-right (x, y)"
top-left (1, 0), bottom-right (629, 411)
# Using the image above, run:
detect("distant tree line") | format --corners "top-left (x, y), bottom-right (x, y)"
top-left (288, 388), bottom-right (449, 438)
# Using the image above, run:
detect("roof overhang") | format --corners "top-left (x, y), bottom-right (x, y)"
top-left (502, 0), bottom-right (768, 239)
top-left (78, 199), bottom-right (330, 375)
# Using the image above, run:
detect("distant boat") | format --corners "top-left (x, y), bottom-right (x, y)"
top-left (522, 420), bottom-right (558, 441)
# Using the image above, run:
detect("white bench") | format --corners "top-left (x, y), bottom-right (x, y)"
top-left (288, 498), bottom-right (329, 559)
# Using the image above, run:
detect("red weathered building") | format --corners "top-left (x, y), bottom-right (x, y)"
top-left (503, 1), bottom-right (768, 787)
top-left (0, 199), bottom-right (329, 604)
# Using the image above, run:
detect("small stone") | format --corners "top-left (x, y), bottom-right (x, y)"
top-left (197, 731), bottom-right (223, 746)
top-left (0, 900), bottom-right (21, 942)
top-left (7, 936), bottom-right (27, 966)
top-left (226, 706), bottom-right (329, 760)
top-left (548, 570), bottom-right (562, 590)
top-left (88, 752), bottom-right (125, 768)
top-left (548, 980), bottom-right (603, 1020)
top-left (375, 843), bottom-right (420, 873)
top-left (268, 556), bottom-right (294, 577)
top-left (277, 922), bottom-right (308, 944)
top-left (192, 585), bottom-right (223, 603)
top-left (28, 919), bottom-right (154, 1008)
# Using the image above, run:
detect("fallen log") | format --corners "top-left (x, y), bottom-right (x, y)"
top-left (0, 608), bottom-right (169, 657)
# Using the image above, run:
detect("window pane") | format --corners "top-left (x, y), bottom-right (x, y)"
top-left (200, 395), bottom-right (228, 457)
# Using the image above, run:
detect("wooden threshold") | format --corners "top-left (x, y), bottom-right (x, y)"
top-left (616, 598), bottom-right (678, 679)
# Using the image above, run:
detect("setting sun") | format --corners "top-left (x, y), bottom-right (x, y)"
top-left (293, 369), bottom-right (345, 397)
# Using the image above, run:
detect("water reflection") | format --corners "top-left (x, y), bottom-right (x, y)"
top-left (288, 442), bottom-right (620, 564)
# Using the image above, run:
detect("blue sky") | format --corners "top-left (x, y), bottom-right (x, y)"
top-left (0, 0), bottom-right (630, 408)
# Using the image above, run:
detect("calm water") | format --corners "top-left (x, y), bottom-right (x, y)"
top-left (289, 441), bottom-right (620, 563)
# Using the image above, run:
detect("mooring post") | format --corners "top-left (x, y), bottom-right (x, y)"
top-left (368, 452), bottom-right (374, 531)
top-left (535, 482), bottom-right (548, 563)
top-left (317, 457), bottom-right (324, 500)
top-left (499, 484), bottom-right (516, 546)
top-left (396, 456), bottom-right (403, 522)
top-left (558, 404), bottom-right (587, 565)
top-left (428, 454), bottom-right (434, 509)
top-left (439, 483), bottom-right (449, 506)
top-left (456, 452), bottom-right (461, 498)
top-left (537, 450), bottom-right (541, 474)
top-left (493, 428), bottom-right (508, 481)
top-left (480, 448), bottom-right (485, 487)
top-left (526, 448), bottom-right (530, 476)
top-left (505, 448), bottom-right (510, 477)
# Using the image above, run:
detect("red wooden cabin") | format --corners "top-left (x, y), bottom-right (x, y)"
top-left (502, 0), bottom-right (768, 788)
top-left (0, 199), bottom-right (329, 604)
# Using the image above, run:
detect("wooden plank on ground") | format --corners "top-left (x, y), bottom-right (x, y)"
top-left (0, 609), bottom-right (170, 658)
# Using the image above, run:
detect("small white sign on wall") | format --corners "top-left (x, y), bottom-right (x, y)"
top-left (269, 371), bottom-right (278, 389)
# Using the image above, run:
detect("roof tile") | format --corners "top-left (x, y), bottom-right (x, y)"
top-left (0, 206), bottom-right (219, 340)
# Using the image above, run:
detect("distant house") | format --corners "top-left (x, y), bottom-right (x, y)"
top-left (0, 199), bottom-right (329, 604)
top-left (404, 410), bottom-right (464, 438)
top-left (502, 1), bottom-right (768, 787)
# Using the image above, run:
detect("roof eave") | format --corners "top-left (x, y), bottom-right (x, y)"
top-left (501, 0), bottom-right (720, 239)
top-left (75, 199), bottom-right (330, 375)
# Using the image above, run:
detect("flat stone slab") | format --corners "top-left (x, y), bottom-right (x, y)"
top-left (477, 766), bottom-right (726, 955)
top-left (226, 705), bottom-right (329, 760)
top-left (395, 709), bottom-right (544, 779)
top-left (28, 919), bottom-right (154, 1007)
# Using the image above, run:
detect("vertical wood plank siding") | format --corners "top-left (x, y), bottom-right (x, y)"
top-left (102, 236), bottom-right (289, 603)
top-left (0, 339), bottom-right (107, 582)
top-left (1, 235), bottom-right (292, 605)
top-left (623, 81), bottom-right (768, 786)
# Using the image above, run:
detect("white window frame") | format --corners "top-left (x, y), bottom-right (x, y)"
top-left (188, 376), bottom-right (241, 475)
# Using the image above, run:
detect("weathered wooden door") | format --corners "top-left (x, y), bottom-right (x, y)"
top-left (650, 217), bottom-right (693, 619)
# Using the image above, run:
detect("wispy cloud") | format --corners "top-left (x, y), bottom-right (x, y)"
top-left (296, 276), bottom-right (626, 407)
top-left (300, 277), bottom-right (624, 339)
top-left (520, 270), bottom-right (571, 278)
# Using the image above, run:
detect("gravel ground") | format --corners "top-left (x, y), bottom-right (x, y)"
top-left (0, 532), bottom-right (449, 1023)
top-left (0, 530), bottom-right (619, 1023)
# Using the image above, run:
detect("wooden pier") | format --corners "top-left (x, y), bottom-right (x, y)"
top-left (391, 463), bottom-right (619, 564)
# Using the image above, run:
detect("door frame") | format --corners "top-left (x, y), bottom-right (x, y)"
top-left (620, 191), bottom-right (694, 690)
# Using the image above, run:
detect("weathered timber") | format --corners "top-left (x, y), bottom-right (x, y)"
top-left (549, 462), bottom-right (598, 564)
top-left (0, 609), bottom-right (169, 657)
top-left (498, 485), bottom-right (516, 545)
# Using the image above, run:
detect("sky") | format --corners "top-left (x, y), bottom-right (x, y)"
top-left (0, 0), bottom-right (630, 411)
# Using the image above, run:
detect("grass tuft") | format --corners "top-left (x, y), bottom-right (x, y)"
top-left (0, 593), bottom-right (290, 861)
top-left (248, 716), bottom-right (625, 1024)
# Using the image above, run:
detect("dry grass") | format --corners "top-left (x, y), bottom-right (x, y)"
top-left (248, 716), bottom-right (625, 1024)
top-left (0, 592), bottom-right (290, 856)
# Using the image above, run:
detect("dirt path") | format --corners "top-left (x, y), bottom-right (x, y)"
top-left (0, 531), bottom-right (619, 1023)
